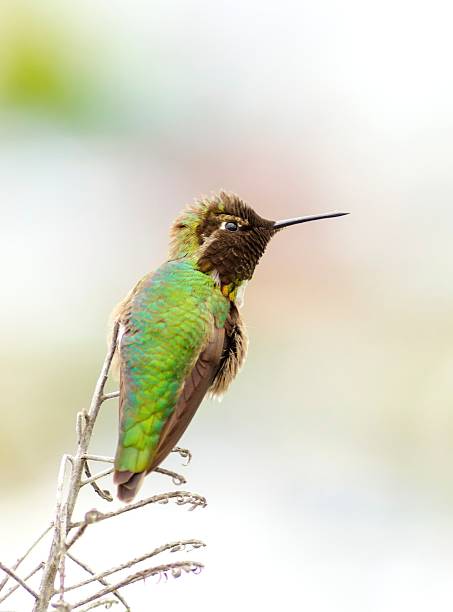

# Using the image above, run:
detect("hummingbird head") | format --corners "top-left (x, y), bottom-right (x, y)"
top-left (169, 191), bottom-right (348, 289)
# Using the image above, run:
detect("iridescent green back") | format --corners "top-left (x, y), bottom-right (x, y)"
top-left (115, 259), bottom-right (230, 475)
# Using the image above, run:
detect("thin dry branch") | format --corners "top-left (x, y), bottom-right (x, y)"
top-left (70, 491), bottom-right (207, 529)
top-left (0, 524), bottom-right (52, 595)
top-left (101, 391), bottom-right (119, 401)
top-left (81, 466), bottom-right (114, 487)
top-left (32, 324), bottom-right (120, 612)
top-left (0, 561), bottom-right (39, 600)
top-left (79, 598), bottom-right (119, 611)
top-left (81, 455), bottom-right (115, 463)
top-left (80, 464), bottom-right (186, 489)
top-left (71, 561), bottom-right (204, 609)
top-left (154, 467), bottom-right (186, 485)
top-left (82, 462), bottom-right (114, 502)
top-left (67, 554), bottom-right (130, 611)
top-left (65, 540), bottom-right (205, 592)
top-left (0, 562), bottom-right (44, 605)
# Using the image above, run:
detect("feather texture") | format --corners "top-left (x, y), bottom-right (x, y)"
top-left (113, 259), bottom-right (230, 501)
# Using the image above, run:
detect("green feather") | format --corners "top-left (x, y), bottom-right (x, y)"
top-left (115, 259), bottom-right (229, 474)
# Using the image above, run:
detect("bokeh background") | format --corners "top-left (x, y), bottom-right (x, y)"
top-left (2, 0), bottom-right (453, 610)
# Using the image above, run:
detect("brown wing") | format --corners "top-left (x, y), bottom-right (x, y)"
top-left (209, 302), bottom-right (248, 398)
top-left (146, 324), bottom-right (226, 473)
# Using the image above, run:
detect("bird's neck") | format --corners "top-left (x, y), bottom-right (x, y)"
top-left (211, 270), bottom-right (247, 308)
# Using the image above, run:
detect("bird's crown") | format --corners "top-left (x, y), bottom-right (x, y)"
top-left (169, 191), bottom-right (275, 287)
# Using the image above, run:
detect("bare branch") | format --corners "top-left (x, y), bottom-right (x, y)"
top-left (154, 467), bottom-right (186, 485)
top-left (70, 491), bottom-right (207, 529)
top-left (72, 561), bottom-right (204, 609)
top-left (0, 524), bottom-right (52, 594)
top-left (80, 454), bottom-right (187, 489)
top-left (0, 562), bottom-right (44, 605)
top-left (79, 598), bottom-right (119, 611)
top-left (65, 540), bottom-right (205, 592)
top-left (67, 554), bottom-right (130, 611)
top-left (33, 324), bottom-right (120, 612)
top-left (57, 501), bottom-right (69, 606)
top-left (0, 561), bottom-right (39, 600)
top-left (101, 391), bottom-right (119, 401)
top-left (82, 466), bottom-right (114, 487)
top-left (81, 455), bottom-right (114, 464)
top-left (76, 412), bottom-right (86, 445)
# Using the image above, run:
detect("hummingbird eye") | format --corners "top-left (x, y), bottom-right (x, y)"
top-left (221, 221), bottom-right (239, 232)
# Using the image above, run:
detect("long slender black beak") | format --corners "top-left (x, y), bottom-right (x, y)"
top-left (273, 211), bottom-right (349, 230)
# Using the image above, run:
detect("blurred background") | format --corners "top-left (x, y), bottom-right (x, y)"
top-left (2, 0), bottom-right (453, 610)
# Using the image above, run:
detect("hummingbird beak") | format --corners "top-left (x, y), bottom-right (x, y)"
top-left (273, 211), bottom-right (349, 230)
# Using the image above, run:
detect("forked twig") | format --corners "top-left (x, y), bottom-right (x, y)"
top-left (0, 561), bottom-right (39, 600)
top-left (67, 553), bottom-right (130, 611)
top-left (0, 562), bottom-right (44, 605)
top-left (0, 524), bottom-right (52, 595)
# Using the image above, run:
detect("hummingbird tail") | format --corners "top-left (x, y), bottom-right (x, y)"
top-left (114, 470), bottom-right (146, 503)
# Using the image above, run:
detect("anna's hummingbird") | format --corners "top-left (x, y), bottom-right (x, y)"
top-left (112, 191), bottom-right (347, 501)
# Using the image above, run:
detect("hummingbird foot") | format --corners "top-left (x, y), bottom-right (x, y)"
top-left (171, 447), bottom-right (192, 465)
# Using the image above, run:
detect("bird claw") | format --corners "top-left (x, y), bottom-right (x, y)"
top-left (171, 447), bottom-right (192, 466)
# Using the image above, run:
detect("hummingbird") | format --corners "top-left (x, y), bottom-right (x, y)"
top-left (112, 191), bottom-right (347, 502)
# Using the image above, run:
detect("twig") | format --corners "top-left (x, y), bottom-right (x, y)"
top-left (0, 561), bottom-right (39, 600)
top-left (81, 465), bottom-right (185, 488)
top-left (154, 467), bottom-right (186, 485)
top-left (81, 455), bottom-right (114, 464)
top-left (33, 324), bottom-right (120, 612)
top-left (57, 500), bottom-right (69, 607)
top-left (0, 524), bottom-right (52, 594)
top-left (0, 562), bottom-right (44, 605)
top-left (76, 412), bottom-right (86, 446)
top-left (70, 491), bottom-right (207, 529)
top-left (67, 554), bottom-right (130, 611)
top-left (82, 462), bottom-right (114, 501)
top-left (82, 466), bottom-right (114, 487)
top-left (65, 540), bottom-right (205, 592)
top-left (79, 599), bottom-right (119, 611)
top-left (31, 455), bottom-right (72, 611)
top-left (80, 456), bottom-right (187, 487)
top-left (101, 391), bottom-right (119, 401)
top-left (72, 561), bottom-right (204, 609)
top-left (66, 511), bottom-right (101, 550)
